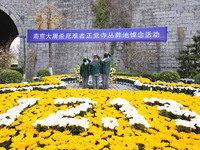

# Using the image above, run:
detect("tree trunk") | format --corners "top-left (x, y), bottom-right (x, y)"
top-left (49, 43), bottom-right (53, 75)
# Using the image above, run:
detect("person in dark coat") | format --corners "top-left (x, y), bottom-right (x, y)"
top-left (101, 52), bottom-right (112, 89)
top-left (89, 54), bottom-right (101, 89)
top-left (80, 57), bottom-right (91, 89)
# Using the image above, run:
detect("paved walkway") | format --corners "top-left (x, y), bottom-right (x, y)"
top-left (66, 83), bottom-right (138, 91)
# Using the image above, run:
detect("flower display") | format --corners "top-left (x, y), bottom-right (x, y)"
top-left (0, 88), bottom-right (200, 149)
top-left (115, 76), bottom-right (200, 96)
top-left (110, 68), bottom-right (116, 82)
top-left (0, 75), bottom-right (75, 93)
top-left (144, 98), bottom-right (200, 131)
top-left (33, 97), bottom-right (96, 130)
top-left (73, 65), bottom-right (81, 83)
top-left (74, 65), bottom-right (80, 76)
top-left (101, 117), bottom-right (119, 129)
top-left (110, 98), bottom-right (151, 128)
top-left (2, 73), bottom-right (200, 96)
top-left (0, 98), bottom-right (39, 126)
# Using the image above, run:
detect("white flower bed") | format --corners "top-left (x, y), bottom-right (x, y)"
top-left (110, 98), bottom-right (151, 128)
top-left (0, 98), bottom-right (39, 126)
top-left (0, 80), bottom-right (67, 93)
top-left (115, 77), bottom-right (200, 97)
top-left (59, 76), bottom-right (78, 83)
top-left (33, 97), bottom-right (97, 130)
top-left (1, 95), bottom-right (199, 132)
top-left (144, 98), bottom-right (200, 129)
top-left (101, 117), bottom-right (119, 129)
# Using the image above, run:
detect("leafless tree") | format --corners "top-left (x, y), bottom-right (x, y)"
top-left (35, 0), bottom-right (67, 75)
top-left (122, 42), bottom-right (158, 74)
top-left (0, 45), bottom-right (10, 69)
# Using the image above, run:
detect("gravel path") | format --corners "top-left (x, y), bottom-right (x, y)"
top-left (66, 83), bottom-right (138, 91)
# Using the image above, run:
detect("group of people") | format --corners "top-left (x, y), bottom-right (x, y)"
top-left (80, 52), bottom-right (112, 89)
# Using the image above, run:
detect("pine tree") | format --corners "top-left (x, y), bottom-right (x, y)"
top-left (176, 35), bottom-right (200, 78)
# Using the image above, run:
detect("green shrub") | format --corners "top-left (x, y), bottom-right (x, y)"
top-left (37, 69), bottom-right (51, 77)
top-left (114, 72), bottom-right (139, 77)
top-left (195, 73), bottom-right (200, 84)
top-left (0, 69), bottom-right (23, 84)
top-left (159, 70), bottom-right (180, 83)
top-left (142, 73), bottom-right (160, 82)
top-left (8, 67), bottom-right (23, 75)
top-left (26, 77), bottom-right (33, 83)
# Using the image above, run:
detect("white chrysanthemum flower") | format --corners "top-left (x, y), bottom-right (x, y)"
top-left (54, 98), bottom-right (65, 105)
top-left (101, 117), bottom-right (119, 129)
top-left (56, 110), bottom-right (65, 116)
top-left (1, 118), bottom-right (15, 126)
top-left (175, 119), bottom-right (195, 129)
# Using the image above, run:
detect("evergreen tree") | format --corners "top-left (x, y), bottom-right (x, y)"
top-left (176, 35), bottom-right (200, 78)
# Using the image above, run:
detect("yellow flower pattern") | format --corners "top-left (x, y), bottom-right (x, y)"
top-left (0, 88), bottom-right (199, 149)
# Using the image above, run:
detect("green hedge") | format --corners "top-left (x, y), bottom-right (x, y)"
top-left (114, 72), bottom-right (161, 82)
top-left (0, 69), bottom-right (23, 84)
top-left (8, 67), bottom-right (23, 75)
top-left (142, 73), bottom-right (160, 82)
top-left (195, 73), bottom-right (200, 84)
top-left (114, 72), bottom-right (139, 77)
top-left (37, 69), bottom-right (51, 77)
top-left (114, 71), bottom-right (182, 83)
top-left (159, 70), bottom-right (180, 83)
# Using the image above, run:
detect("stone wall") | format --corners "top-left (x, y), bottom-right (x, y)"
top-left (0, 0), bottom-right (200, 76)
top-left (114, 0), bottom-right (200, 73)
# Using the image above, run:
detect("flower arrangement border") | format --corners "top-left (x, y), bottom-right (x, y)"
top-left (114, 76), bottom-right (200, 97)
top-left (1, 74), bottom-right (200, 97)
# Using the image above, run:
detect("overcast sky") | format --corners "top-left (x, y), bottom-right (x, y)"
top-left (10, 37), bottom-right (20, 54)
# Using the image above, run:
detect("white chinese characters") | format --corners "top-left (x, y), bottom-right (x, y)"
top-left (32, 31), bottom-right (161, 41)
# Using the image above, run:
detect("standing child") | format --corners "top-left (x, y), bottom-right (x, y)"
top-left (80, 57), bottom-right (91, 89)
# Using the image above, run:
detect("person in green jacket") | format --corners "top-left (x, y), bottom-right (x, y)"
top-left (80, 57), bottom-right (91, 89)
top-left (101, 52), bottom-right (112, 89)
top-left (89, 54), bottom-right (101, 89)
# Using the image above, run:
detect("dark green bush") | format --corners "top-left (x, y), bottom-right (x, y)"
top-left (159, 70), bottom-right (180, 83)
top-left (0, 69), bottom-right (23, 84)
top-left (11, 64), bottom-right (18, 67)
top-left (8, 67), bottom-right (23, 75)
top-left (114, 72), bottom-right (139, 77)
top-left (37, 69), bottom-right (51, 77)
top-left (195, 73), bottom-right (200, 84)
top-left (142, 73), bottom-right (160, 82)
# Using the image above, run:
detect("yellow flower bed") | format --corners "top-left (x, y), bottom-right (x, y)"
top-left (118, 75), bottom-right (200, 88)
top-left (1, 73), bottom-right (199, 92)
top-left (0, 75), bottom-right (75, 89)
top-left (0, 89), bottom-right (200, 149)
